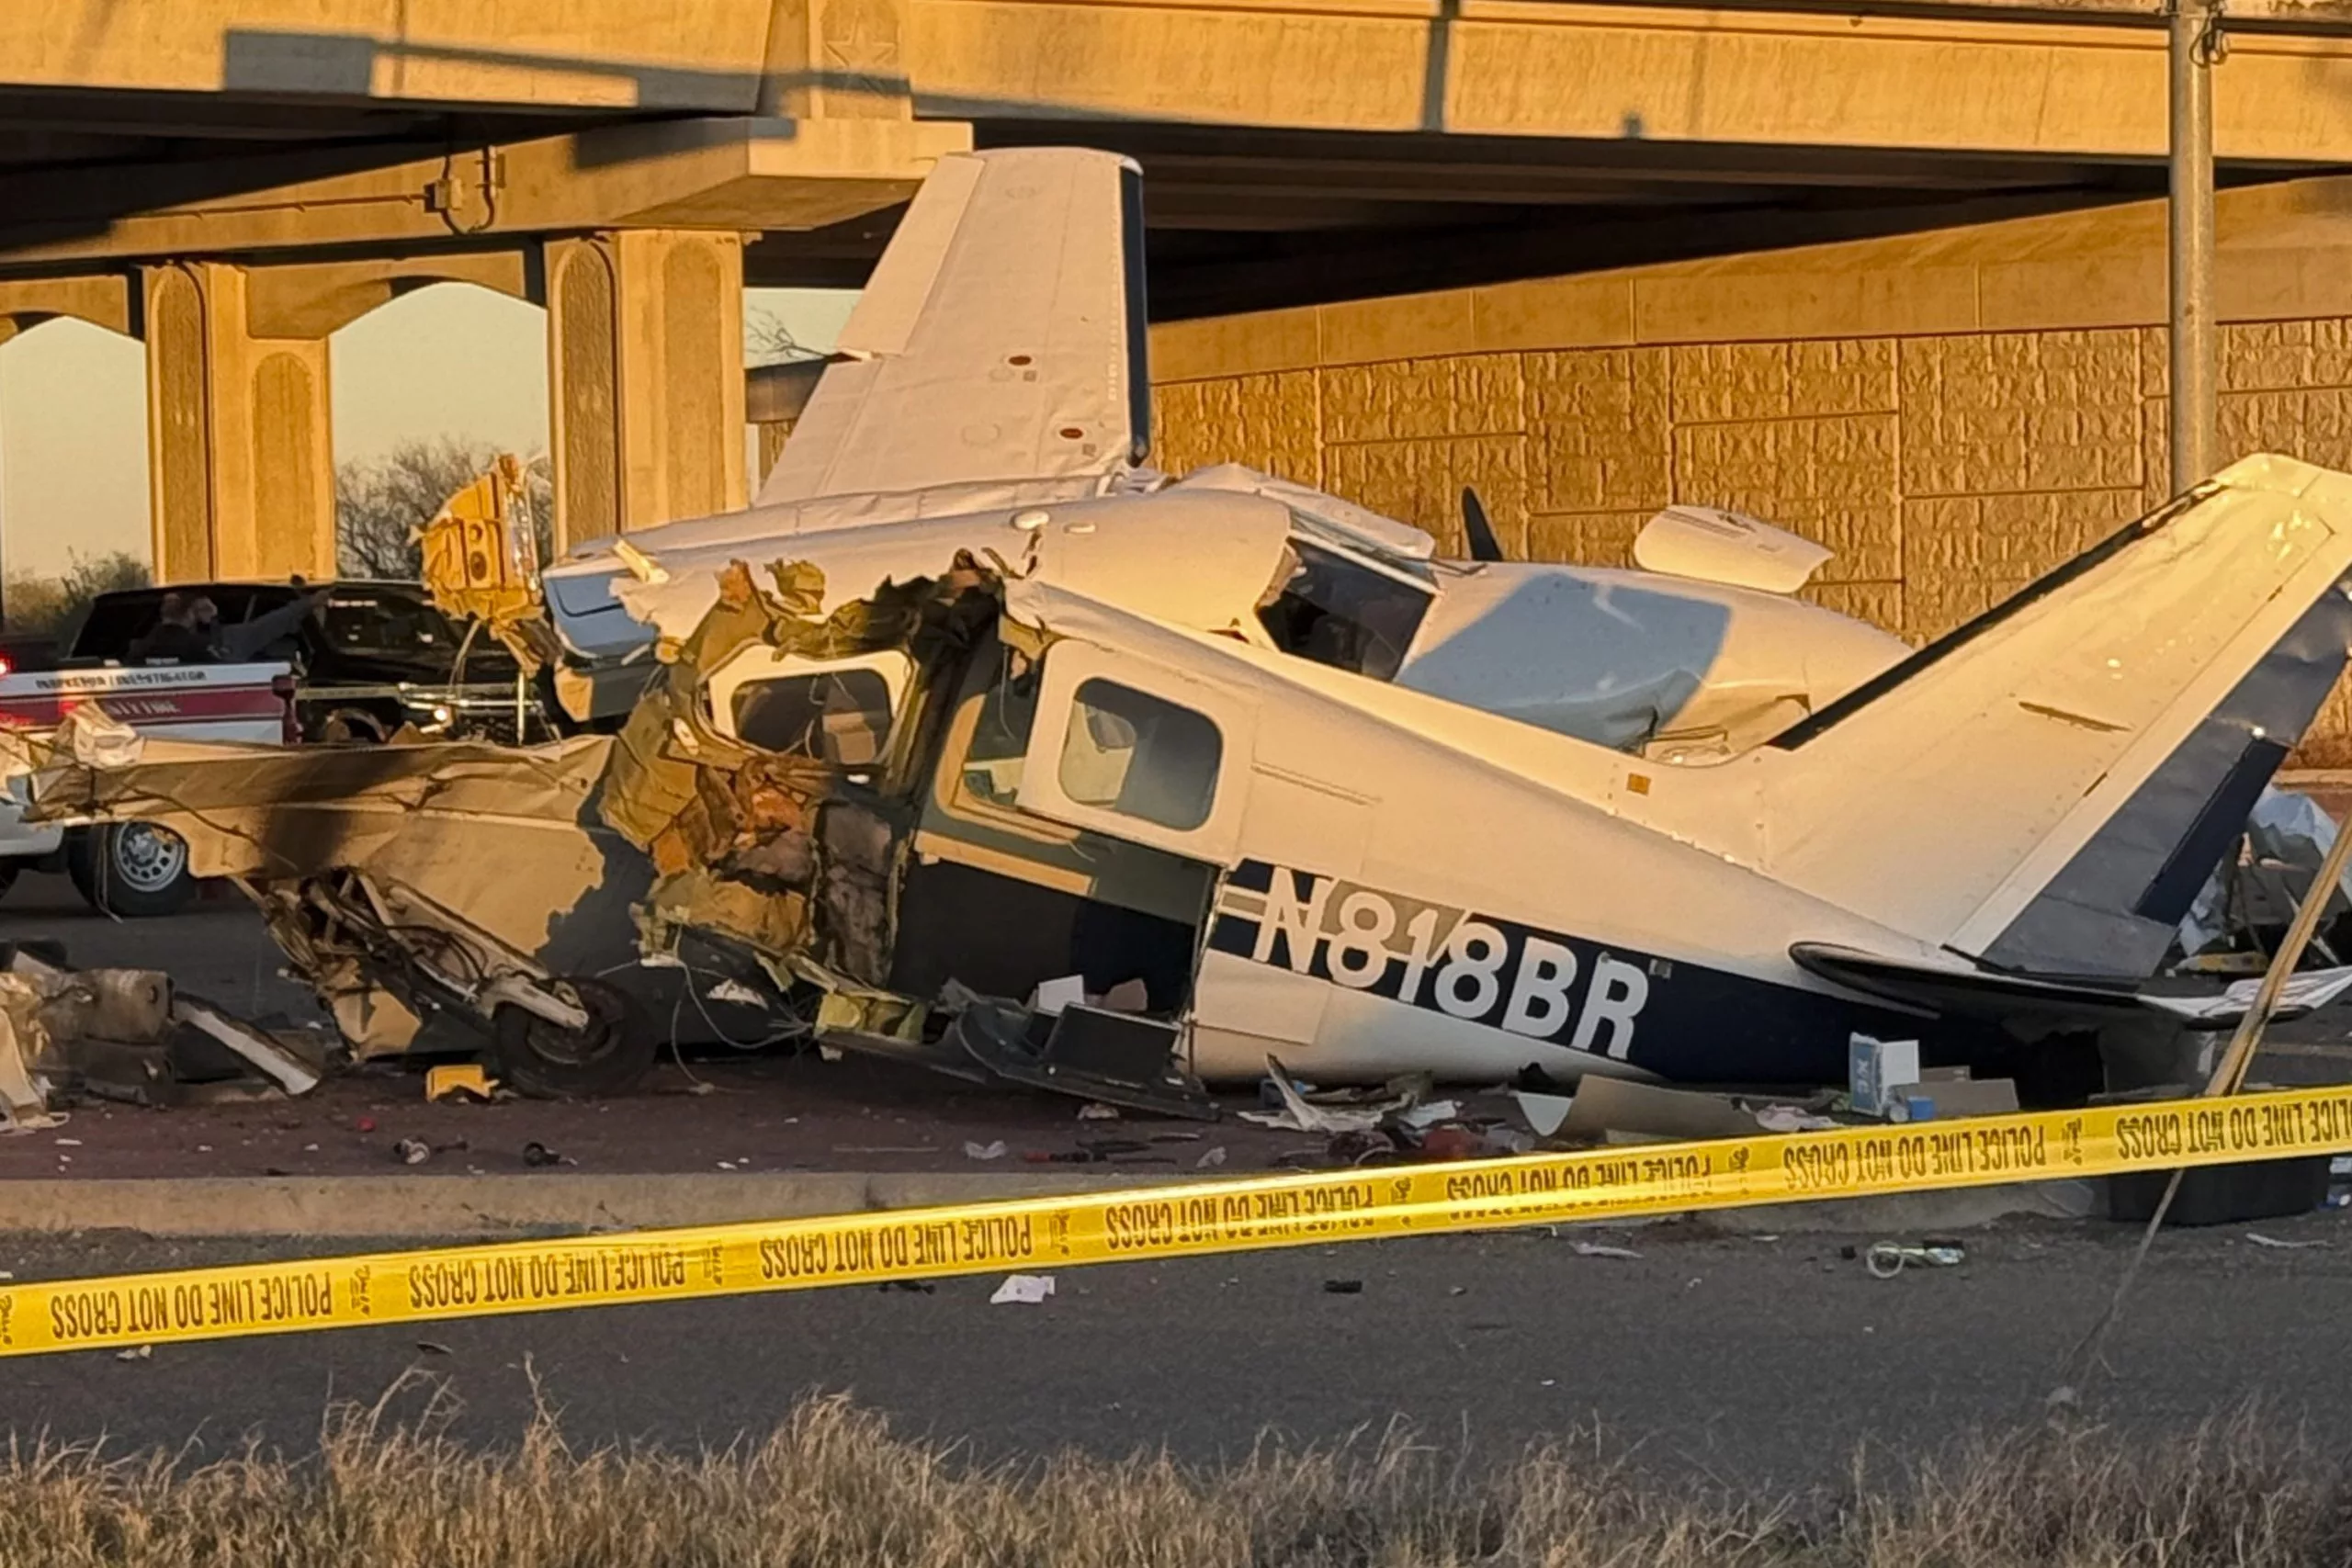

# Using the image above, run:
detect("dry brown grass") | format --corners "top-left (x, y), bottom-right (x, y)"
top-left (0, 1383), bottom-right (2345, 1567)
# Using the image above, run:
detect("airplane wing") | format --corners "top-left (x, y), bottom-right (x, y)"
top-left (756, 147), bottom-right (1150, 509)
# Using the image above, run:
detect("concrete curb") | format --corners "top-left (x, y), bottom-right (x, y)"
top-left (0, 1171), bottom-right (2109, 1241)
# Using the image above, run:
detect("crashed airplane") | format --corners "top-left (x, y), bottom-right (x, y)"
top-left (26, 148), bottom-right (2352, 1115)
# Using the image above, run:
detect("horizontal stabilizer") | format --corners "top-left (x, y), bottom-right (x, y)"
top-left (1790, 942), bottom-right (2142, 1026)
top-left (1794, 942), bottom-right (2352, 1030)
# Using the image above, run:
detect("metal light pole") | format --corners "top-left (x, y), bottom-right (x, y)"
top-left (2168, 0), bottom-right (2221, 494)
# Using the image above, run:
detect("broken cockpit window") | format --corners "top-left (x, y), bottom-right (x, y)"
top-left (1254, 537), bottom-right (1431, 681)
top-left (960, 645), bottom-right (1041, 808)
top-left (708, 649), bottom-right (910, 771)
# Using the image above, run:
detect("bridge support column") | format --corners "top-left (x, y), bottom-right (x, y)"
top-left (141, 261), bottom-right (334, 582)
top-left (544, 230), bottom-right (746, 551)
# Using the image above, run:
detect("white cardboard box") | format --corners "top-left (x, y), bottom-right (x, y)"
top-left (1849, 1034), bottom-right (1921, 1116)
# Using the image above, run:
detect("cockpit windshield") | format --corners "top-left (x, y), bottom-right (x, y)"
top-left (1255, 536), bottom-right (1432, 682)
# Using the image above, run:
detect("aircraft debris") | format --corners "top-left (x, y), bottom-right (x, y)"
top-left (1859, 1242), bottom-right (1967, 1278)
top-left (396, 1137), bottom-right (432, 1166)
top-left (2245, 1231), bottom-right (2326, 1249)
top-left (425, 1064), bottom-right (498, 1102)
top-left (963, 1140), bottom-right (1007, 1160)
top-left (1569, 1241), bottom-right (1643, 1260)
top-left (0, 946), bottom-right (314, 1121)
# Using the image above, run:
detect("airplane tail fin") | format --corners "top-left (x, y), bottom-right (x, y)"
top-left (755, 147), bottom-right (1149, 508)
top-left (1752, 455), bottom-right (2352, 977)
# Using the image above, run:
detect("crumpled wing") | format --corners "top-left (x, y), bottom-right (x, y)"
top-left (756, 147), bottom-right (1148, 508)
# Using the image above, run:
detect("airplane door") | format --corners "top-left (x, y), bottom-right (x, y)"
top-left (1012, 643), bottom-right (1256, 863)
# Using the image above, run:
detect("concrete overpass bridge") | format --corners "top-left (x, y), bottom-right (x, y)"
top-left (12, 0), bottom-right (2352, 583)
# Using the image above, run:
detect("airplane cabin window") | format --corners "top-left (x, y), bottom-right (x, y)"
top-left (1255, 540), bottom-right (1431, 682)
top-left (730, 668), bottom-right (894, 766)
top-left (1058, 679), bottom-right (1222, 831)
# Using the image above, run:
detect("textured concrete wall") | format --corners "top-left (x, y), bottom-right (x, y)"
top-left (1148, 186), bottom-right (2352, 764)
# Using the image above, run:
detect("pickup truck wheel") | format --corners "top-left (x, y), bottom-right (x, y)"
top-left (66, 823), bottom-right (198, 918)
top-left (489, 977), bottom-right (653, 1099)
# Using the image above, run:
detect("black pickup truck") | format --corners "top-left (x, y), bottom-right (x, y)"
top-left (69, 580), bottom-right (557, 745)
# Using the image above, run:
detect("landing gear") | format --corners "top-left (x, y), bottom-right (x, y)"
top-left (489, 976), bottom-right (654, 1098)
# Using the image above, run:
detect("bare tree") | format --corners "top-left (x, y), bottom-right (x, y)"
top-left (3, 549), bottom-right (151, 637)
top-left (747, 307), bottom-right (825, 368)
top-left (335, 437), bottom-right (552, 580)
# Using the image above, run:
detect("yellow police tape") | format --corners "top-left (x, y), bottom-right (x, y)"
top-left (6, 1083), bottom-right (2352, 1358)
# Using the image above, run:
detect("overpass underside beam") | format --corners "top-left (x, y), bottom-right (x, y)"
top-left (547, 231), bottom-right (748, 549)
top-left (142, 262), bottom-right (332, 583)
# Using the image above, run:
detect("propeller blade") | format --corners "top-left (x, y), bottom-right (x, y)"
top-left (1461, 486), bottom-right (1505, 563)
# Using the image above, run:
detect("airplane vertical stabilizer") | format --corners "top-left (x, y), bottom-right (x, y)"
top-left (755, 147), bottom-right (1148, 508)
top-left (1747, 455), bottom-right (2352, 978)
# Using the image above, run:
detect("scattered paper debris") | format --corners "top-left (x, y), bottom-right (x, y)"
top-left (52, 1137), bottom-right (81, 1147)
top-left (1100, 978), bottom-right (1149, 1013)
top-left (1030, 976), bottom-right (1086, 1016)
top-left (1754, 1105), bottom-right (1838, 1134)
top-left (1570, 1242), bottom-right (1642, 1260)
top-left (116, 1345), bottom-right (151, 1362)
top-left (1077, 1102), bottom-right (1121, 1122)
top-left (1511, 1090), bottom-right (1574, 1137)
top-left (2246, 1232), bottom-right (2327, 1250)
top-left (395, 1137), bottom-right (431, 1166)
top-left (963, 1140), bottom-right (1008, 1161)
top-left (1240, 1055), bottom-right (1408, 1134)
top-left (1196, 1145), bottom-right (1228, 1169)
top-left (1399, 1100), bottom-right (1463, 1130)
top-left (989, 1273), bottom-right (1057, 1305)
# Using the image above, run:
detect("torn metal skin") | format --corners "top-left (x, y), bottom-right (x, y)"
top-left (416, 454), bottom-right (565, 682)
top-left (26, 552), bottom-right (1216, 1114)
top-left (594, 550), bottom-right (1214, 1114)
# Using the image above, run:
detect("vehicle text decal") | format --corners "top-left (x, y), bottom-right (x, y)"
top-left (1206, 860), bottom-right (1662, 1059)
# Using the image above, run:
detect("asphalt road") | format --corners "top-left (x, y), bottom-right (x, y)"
top-left (4, 1214), bottom-right (2350, 1487)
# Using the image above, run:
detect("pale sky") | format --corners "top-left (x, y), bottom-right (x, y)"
top-left (0, 284), bottom-right (856, 581)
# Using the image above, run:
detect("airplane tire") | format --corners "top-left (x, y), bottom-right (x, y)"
top-left (66, 823), bottom-right (199, 919)
top-left (489, 976), bottom-right (654, 1099)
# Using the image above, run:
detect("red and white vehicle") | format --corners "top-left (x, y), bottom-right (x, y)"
top-left (0, 660), bottom-right (296, 915)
